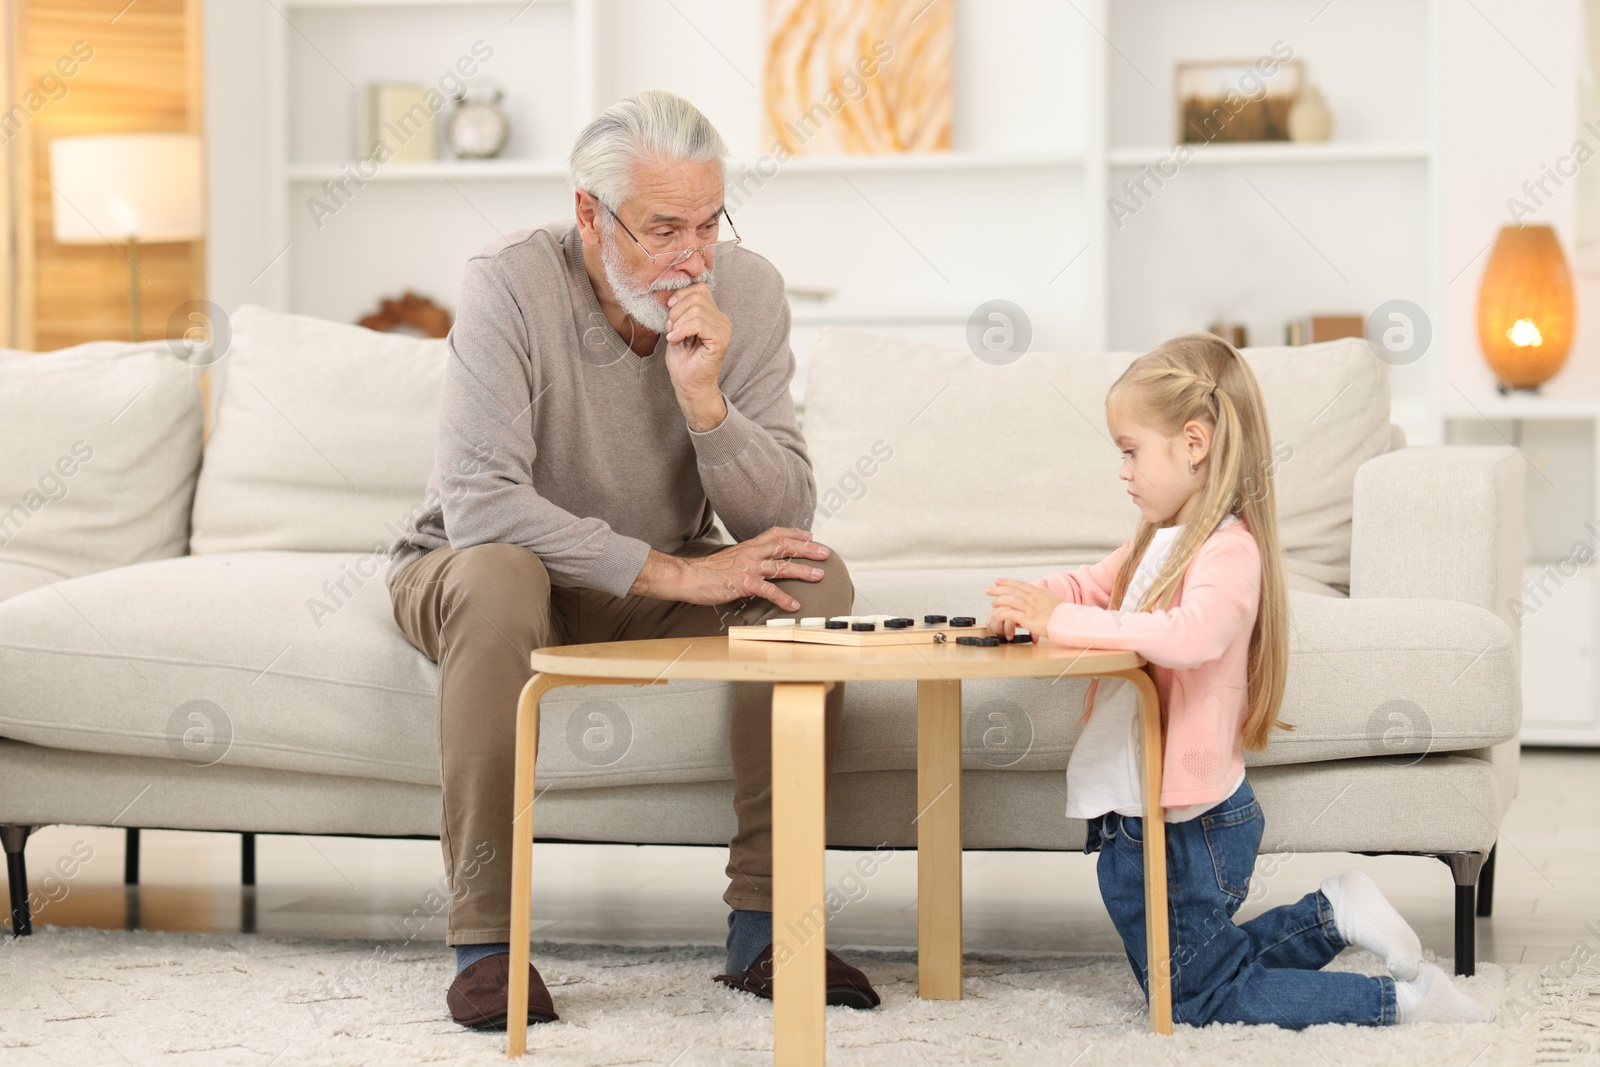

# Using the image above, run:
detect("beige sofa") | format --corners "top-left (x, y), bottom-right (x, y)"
top-left (0, 307), bottom-right (1523, 976)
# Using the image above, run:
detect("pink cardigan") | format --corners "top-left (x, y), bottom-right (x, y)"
top-left (1036, 521), bottom-right (1262, 810)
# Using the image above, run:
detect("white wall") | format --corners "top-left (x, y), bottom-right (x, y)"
top-left (1442, 0), bottom-right (1582, 402)
top-left (204, 0), bottom-right (275, 321)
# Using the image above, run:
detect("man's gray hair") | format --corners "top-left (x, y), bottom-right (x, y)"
top-left (569, 91), bottom-right (728, 210)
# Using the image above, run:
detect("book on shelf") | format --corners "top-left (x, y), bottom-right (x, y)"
top-left (365, 84), bottom-right (436, 164)
top-left (1284, 314), bottom-right (1364, 346)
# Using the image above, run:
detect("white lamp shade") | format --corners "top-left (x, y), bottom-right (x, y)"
top-left (50, 133), bottom-right (204, 244)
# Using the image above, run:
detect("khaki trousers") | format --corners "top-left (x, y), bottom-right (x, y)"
top-left (389, 540), bottom-right (853, 944)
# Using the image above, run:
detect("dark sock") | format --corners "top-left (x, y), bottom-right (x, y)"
top-left (725, 909), bottom-right (773, 975)
top-left (455, 941), bottom-right (510, 974)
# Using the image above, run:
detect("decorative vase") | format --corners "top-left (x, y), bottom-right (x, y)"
top-left (1288, 85), bottom-right (1332, 143)
top-left (1477, 224), bottom-right (1575, 392)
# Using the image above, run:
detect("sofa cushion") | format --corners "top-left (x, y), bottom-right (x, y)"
top-left (0, 551), bottom-right (738, 789)
top-left (836, 567), bottom-right (1519, 773)
top-left (802, 329), bottom-right (1396, 594)
top-left (189, 305), bottom-right (446, 554)
top-left (0, 551), bottom-right (1517, 787)
top-left (0, 561), bottom-right (57, 604)
top-left (0, 340), bottom-right (202, 579)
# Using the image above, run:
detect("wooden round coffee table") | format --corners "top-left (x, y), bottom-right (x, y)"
top-left (506, 636), bottom-right (1172, 1063)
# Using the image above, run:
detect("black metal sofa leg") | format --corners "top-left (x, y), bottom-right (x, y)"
top-left (2, 825), bottom-right (33, 937)
top-left (124, 828), bottom-right (140, 886)
top-left (241, 832), bottom-right (256, 887)
top-left (1441, 851), bottom-right (1488, 977)
top-left (240, 832), bottom-right (258, 934)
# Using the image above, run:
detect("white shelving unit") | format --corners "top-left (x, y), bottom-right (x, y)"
top-left (256, 0), bottom-right (1446, 448)
top-left (283, 159), bottom-right (571, 182)
top-left (1106, 141), bottom-right (1433, 168)
top-left (736, 149), bottom-right (1086, 175)
top-left (1102, 0), bottom-right (1443, 447)
top-left (266, 0), bottom-right (597, 317)
top-left (1443, 394), bottom-right (1600, 745)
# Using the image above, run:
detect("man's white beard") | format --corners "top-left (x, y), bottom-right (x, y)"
top-left (599, 221), bottom-right (714, 336)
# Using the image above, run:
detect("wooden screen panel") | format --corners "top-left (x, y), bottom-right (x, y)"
top-left (13, 0), bottom-right (204, 351)
top-left (1, 0), bottom-right (15, 348)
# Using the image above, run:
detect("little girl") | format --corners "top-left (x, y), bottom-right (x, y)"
top-left (986, 332), bottom-right (1495, 1029)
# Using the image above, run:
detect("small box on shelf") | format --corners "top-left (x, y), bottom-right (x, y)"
top-left (1283, 314), bottom-right (1365, 346)
top-left (365, 84), bottom-right (436, 164)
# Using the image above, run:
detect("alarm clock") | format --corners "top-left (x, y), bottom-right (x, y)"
top-left (445, 84), bottom-right (510, 160)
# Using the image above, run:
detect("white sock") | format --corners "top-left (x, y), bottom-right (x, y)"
top-left (1321, 870), bottom-right (1423, 981)
top-left (1395, 962), bottom-right (1495, 1024)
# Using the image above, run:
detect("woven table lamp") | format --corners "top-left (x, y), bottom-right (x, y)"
top-left (1477, 223), bottom-right (1575, 393)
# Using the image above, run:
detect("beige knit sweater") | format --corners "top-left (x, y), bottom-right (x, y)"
top-left (386, 222), bottom-right (816, 598)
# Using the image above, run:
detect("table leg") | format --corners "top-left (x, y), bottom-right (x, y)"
top-left (916, 679), bottom-right (963, 1000)
top-left (772, 681), bottom-right (829, 1067)
top-left (506, 673), bottom-right (667, 1059)
top-left (507, 673), bottom-right (552, 1058)
top-left (1121, 667), bottom-right (1173, 1035)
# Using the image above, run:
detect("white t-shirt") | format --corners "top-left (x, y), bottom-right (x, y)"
top-left (1063, 514), bottom-right (1246, 824)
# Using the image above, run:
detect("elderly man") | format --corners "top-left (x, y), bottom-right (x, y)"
top-left (387, 91), bottom-right (880, 1029)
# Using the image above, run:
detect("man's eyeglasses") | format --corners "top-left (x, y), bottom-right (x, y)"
top-left (601, 201), bottom-right (741, 268)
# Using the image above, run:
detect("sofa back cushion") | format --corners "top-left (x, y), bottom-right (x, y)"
top-left (802, 329), bottom-right (1396, 594)
top-left (190, 304), bottom-right (446, 554)
top-left (0, 341), bottom-right (202, 581)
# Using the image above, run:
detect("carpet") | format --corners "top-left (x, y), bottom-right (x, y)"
top-left (0, 927), bottom-right (1593, 1066)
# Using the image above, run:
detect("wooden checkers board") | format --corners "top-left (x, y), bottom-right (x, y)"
top-left (728, 619), bottom-right (993, 647)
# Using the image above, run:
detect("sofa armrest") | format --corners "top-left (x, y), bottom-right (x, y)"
top-left (1349, 446), bottom-right (1524, 630)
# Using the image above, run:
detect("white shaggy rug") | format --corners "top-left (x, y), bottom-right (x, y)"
top-left (1, 927), bottom-right (1594, 1066)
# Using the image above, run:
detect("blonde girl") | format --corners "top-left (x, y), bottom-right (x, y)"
top-left (986, 333), bottom-right (1493, 1028)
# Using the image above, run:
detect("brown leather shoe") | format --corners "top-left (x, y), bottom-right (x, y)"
top-left (446, 953), bottom-right (559, 1030)
top-left (714, 944), bottom-right (881, 1009)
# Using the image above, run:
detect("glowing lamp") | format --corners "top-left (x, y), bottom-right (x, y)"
top-left (1476, 224), bottom-right (1575, 392)
top-left (49, 133), bottom-right (204, 342)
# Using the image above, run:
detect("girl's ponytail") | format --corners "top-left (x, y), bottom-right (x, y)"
top-left (1106, 334), bottom-right (1291, 751)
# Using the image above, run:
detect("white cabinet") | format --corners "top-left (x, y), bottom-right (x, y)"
top-left (1446, 398), bottom-right (1600, 746)
top-left (1520, 564), bottom-right (1600, 743)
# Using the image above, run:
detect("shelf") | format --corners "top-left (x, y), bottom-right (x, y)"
top-left (285, 151), bottom-right (1083, 186)
top-left (1108, 142), bottom-right (1433, 168)
top-left (1443, 392), bottom-right (1600, 420)
top-left (732, 150), bottom-right (1084, 176)
top-left (285, 0), bottom-right (565, 8)
top-left (285, 159), bottom-right (568, 182)
top-left (787, 301), bottom-right (973, 327)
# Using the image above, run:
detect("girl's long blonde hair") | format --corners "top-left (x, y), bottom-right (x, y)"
top-left (1107, 332), bottom-right (1290, 751)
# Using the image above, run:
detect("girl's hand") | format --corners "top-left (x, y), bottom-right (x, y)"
top-left (985, 579), bottom-right (1062, 641)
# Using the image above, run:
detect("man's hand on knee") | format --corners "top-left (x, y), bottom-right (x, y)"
top-left (630, 527), bottom-right (830, 612)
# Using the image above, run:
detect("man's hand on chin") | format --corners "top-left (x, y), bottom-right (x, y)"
top-left (663, 281), bottom-right (731, 432)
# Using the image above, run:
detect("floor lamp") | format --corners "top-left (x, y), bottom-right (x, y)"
top-left (49, 133), bottom-right (203, 342)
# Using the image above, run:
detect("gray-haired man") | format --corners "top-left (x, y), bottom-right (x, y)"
top-left (388, 91), bottom-right (881, 1028)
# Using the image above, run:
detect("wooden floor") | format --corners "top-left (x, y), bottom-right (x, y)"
top-left (3, 748), bottom-right (1596, 968)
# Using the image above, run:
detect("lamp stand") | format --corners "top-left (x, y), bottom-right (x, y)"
top-left (127, 236), bottom-right (141, 342)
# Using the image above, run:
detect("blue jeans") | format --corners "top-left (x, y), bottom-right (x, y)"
top-left (1085, 778), bottom-right (1397, 1028)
